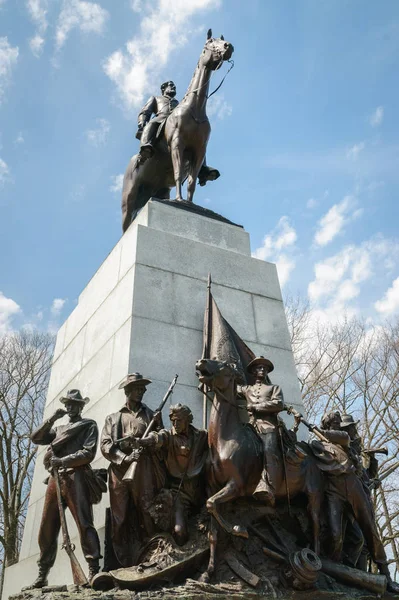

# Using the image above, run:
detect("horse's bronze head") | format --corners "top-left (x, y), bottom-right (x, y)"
top-left (202, 29), bottom-right (234, 70)
top-left (196, 358), bottom-right (241, 391)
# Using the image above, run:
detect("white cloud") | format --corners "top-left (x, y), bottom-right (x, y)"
top-left (253, 216), bottom-right (297, 287)
top-left (0, 292), bottom-right (20, 335)
top-left (375, 277), bottom-right (399, 316)
top-left (308, 236), bottom-right (399, 320)
top-left (56, 0), bottom-right (109, 51)
top-left (275, 255), bottom-right (296, 287)
top-left (314, 195), bottom-right (360, 247)
top-left (0, 37), bottom-right (19, 105)
top-left (26, 1), bottom-right (48, 56)
top-left (0, 157), bottom-right (10, 186)
top-left (85, 118), bottom-right (110, 146)
top-left (370, 106), bottom-right (384, 127)
top-left (14, 132), bottom-right (24, 145)
top-left (207, 94), bottom-right (232, 120)
top-left (103, 0), bottom-right (221, 111)
top-left (253, 216), bottom-right (297, 261)
top-left (110, 173), bottom-right (124, 193)
top-left (51, 298), bottom-right (66, 316)
top-left (346, 142), bottom-right (365, 161)
top-left (30, 34), bottom-right (45, 57)
top-left (26, 0), bottom-right (48, 30)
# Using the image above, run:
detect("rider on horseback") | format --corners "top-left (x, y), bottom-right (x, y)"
top-left (136, 81), bottom-right (220, 187)
top-left (238, 356), bottom-right (285, 507)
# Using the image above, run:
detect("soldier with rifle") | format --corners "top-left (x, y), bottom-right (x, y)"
top-left (100, 373), bottom-right (176, 567)
top-left (295, 409), bottom-right (399, 594)
top-left (339, 413), bottom-right (388, 571)
top-left (26, 390), bottom-right (102, 588)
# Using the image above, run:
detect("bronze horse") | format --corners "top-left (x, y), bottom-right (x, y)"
top-left (196, 358), bottom-right (264, 579)
top-left (121, 31), bottom-right (234, 232)
top-left (196, 358), bottom-right (323, 579)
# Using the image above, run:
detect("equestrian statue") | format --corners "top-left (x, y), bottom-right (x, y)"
top-left (121, 30), bottom-right (234, 232)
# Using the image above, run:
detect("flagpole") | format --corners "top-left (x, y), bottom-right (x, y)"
top-left (202, 272), bottom-right (212, 429)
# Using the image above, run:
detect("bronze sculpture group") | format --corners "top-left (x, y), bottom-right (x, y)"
top-left (26, 356), bottom-right (399, 595)
top-left (21, 29), bottom-right (399, 598)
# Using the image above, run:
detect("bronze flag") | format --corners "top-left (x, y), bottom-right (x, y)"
top-left (202, 274), bottom-right (256, 386)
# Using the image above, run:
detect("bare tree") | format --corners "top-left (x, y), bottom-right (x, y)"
top-left (0, 330), bottom-right (53, 593)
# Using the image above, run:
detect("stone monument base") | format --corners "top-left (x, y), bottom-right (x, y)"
top-left (8, 584), bottom-right (387, 600)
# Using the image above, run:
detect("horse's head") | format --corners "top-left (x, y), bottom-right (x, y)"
top-left (196, 358), bottom-right (241, 393)
top-left (201, 29), bottom-right (234, 70)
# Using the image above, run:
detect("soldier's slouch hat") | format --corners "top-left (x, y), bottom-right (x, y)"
top-left (118, 372), bottom-right (152, 389)
top-left (340, 414), bottom-right (359, 428)
top-left (60, 389), bottom-right (89, 405)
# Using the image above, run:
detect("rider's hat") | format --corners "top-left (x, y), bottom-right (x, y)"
top-left (118, 372), bottom-right (152, 389)
top-left (247, 356), bottom-right (274, 374)
top-left (340, 414), bottom-right (359, 428)
top-left (60, 389), bottom-right (89, 405)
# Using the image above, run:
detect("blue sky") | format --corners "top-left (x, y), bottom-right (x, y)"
top-left (1, 0), bottom-right (399, 333)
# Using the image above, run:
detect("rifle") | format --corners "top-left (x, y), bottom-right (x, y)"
top-left (122, 374), bottom-right (178, 483)
top-left (363, 446), bottom-right (388, 456)
top-left (284, 405), bottom-right (329, 443)
top-left (53, 466), bottom-right (88, 586)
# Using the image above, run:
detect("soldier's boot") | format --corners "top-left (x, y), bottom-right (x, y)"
top-left (198, 165), bottom-right (220, 187)
top-left (253, 477), bottom-right (275, 508)
top-left (88, 560), bottom-right (100, 582)
top-left (22, 565), bottom-right (50, 590)
top-left (378, 563), bottom-right (399, 594)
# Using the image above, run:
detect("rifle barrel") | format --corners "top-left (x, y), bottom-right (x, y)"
top-left (122, 374), bottom-right (178, 483)
top-left (53, 467), bottom-right (88, 586)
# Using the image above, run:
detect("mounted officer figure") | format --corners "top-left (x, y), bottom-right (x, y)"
top-left (136, 80), bottom-right (219, 186)
top-left (238, 356), bottom-right (285, 506)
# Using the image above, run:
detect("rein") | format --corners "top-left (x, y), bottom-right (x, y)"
top-left (208, 59), bottom-right (234, 99)
top-left (200, 381), bottom-right (238, 409)
top-left (183, 45), bottom-right (235, 101)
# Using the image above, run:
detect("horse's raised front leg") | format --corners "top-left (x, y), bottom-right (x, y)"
top-left (206, 480), bottom-right (248, 538)
top-left (186, 149), bottom-right (205, 203)
top-left (170, 135), bottom-right (184, 201)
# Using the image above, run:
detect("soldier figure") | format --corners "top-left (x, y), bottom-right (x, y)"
top-left (137, 81), bottom-right (179, 160)
top-left (140, 404), bottom-right (208, 545)
top-left (137, 80), bottom-right (219, 186)
top-left (238, 356), bottom-right (284, 506)
top-left (28, 390), bottom-right (101, 587)
top-left (313, 411), bottom-right (399, 594)
top-left (100, 373), bottom-right (164, 567)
